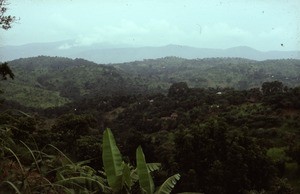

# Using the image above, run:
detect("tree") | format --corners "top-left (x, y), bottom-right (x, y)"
top-left (168, 82), bottom-right (190, 98)
top-left (261, 81), bottom-right (284, 96)
top-left (59, 81), bottom-right (81, 100)
top-left (0, 62), bottom-right (14, 95)
top-left (51, 113), bottom-right (95, 153)
top-left (0, 0), bottom-right (16, 30)
top-left (247, 87), bottom-right (262, 102)
top-left (0, 1), bottom-right (16, 96)
top-left (261, 81), bottom-right (286, 108)
top-left (174, 119), bottom-right (277, 193)
top-left (0, 62), bottom-right (14, 80)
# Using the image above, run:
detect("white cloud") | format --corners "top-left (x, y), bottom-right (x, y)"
top-left (58, 43), bottom-right (72, 50)
top-left (63, 19), bottom-right (185, 47)
top-left (201, 23), bottom-right (252, 40)
top-left (3, 0), bottom-right (299, 51)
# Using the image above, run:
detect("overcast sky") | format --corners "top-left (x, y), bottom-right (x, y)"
top-left (1, 0), bottom-right (299, 51)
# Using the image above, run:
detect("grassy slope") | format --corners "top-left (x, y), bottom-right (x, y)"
top-left (2, 82), bottom-right (70, 108)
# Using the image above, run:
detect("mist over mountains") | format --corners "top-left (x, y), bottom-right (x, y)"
top-left (1, 40), bottom-right (299, 63)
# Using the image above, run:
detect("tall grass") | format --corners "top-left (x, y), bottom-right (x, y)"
top-left (0, 134), bottom-right (108, 194)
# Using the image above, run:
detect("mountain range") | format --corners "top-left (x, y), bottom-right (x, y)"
top-left (1, 40), bottom-right (299, 63)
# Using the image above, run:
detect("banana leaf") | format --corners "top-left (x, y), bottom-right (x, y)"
top-left (102, 128), bottom-right (123, 192)
top-left (155, 173), bottom-right (180, 194)
top-left (136, 146), bottom-right (154, 194)
top-left (147, 163), bottom-right (161, 172)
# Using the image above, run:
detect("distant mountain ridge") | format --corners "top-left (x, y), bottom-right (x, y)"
top-left (1, 40), bottom-right (299, 63)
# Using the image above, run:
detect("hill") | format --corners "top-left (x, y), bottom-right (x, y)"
top-left (1, 56), bottom-right (141, 108)
top-left (1, 56), bottom-right (300, 108)
top-left (113, 57), bottom-right (300, 89)
top-left (1, 57), bottom-right (300, 193)
top-left (2, 79), bottom-right (300, 193)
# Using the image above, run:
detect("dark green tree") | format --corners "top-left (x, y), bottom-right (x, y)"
top-left (247, 87), bottom-right (262, 102)
top-left (0, 62), bottom-right (14, 101)
top-left (174, 119), bottom-right (276, 193)
top-left (0, 1), bottom-right (16, 97)
top-left (0, 62), bottom-right (14, 80)
top-left (0, 0), bottom-right (16, 30)
top-left (59, 81), bottom-right (81, 100)
top-left (168, 82), bottom-right (190, 98)
top-left (51, 113), bottom-right (96, 154)
top-left (262, 81), bottom-right (284, 96)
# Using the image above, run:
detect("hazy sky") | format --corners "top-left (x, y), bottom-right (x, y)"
top-left (1, 0), bottom-right (299, 51)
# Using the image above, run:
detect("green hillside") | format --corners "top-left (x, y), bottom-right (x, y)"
top-left (1, 56), bottom-right (137, 108)
top-left (1, 81), bottom-right (300, 193)
top-left (113, 57), bottom-right (300, 90)
top-left (1, 56), bottom-right (300, 193)
top-left (1, 56), bottom-right (300, 108)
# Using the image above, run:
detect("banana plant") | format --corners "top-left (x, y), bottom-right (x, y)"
top-left (102, 128), bottom-right (124, 192)
top-left (136, 145), bottom-right (180, 194)
top-left (102, 128), bottom-right (180, 194)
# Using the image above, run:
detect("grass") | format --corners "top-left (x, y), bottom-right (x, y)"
top-left (0, 140), bottom-right (108, 194)
top-left (2, 82), bottom-right (70, 108)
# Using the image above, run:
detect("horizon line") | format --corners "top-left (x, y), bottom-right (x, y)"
top-left (1, 40), bottom-right (299, 52)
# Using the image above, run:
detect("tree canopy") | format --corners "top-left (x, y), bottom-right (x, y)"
top-left (0, 62), bottom-right (14, 80)
top-left (0, 0), bottom-right (16, 30)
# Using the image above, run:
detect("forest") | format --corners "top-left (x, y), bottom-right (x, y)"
top-left (1, 56), bottom-right (300, 108)
top-left (0, 56), bottom-right (300, 193)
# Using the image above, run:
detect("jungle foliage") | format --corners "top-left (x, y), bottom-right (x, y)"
top-left (0, 56), bottom-right (300, 193)
top-left (1, 56), bottom-right (300, 108)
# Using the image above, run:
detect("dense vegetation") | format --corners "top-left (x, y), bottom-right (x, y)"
top-left (2, 56), bottom-right (300, 108)
top-left (1, 56), bottom-right (143, 108)
top-left (1, 56), bottom-right (300, 193)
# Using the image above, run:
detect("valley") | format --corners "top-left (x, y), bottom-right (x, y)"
top-left (0, 55), bottom-right (300, 193)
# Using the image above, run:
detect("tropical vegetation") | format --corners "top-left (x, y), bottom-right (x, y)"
top-left (0, 56), bottom-right (300, 193)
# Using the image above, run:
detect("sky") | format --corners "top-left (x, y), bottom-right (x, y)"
top-left (1, 0), bottom-right (300, 51)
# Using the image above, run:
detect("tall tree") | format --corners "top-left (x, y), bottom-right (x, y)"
top-left (0, 62), bottom-right (14, 80)
top-left (0, 0), bottom-right (16, 95)
top-left (261, 81), bottom-right (284, 96)
top-left (0, 0), bottom-right (16, 30)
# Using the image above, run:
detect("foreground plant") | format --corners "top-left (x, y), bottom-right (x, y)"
top-left (0, 125), bottom-right (180, 193)
top-left (0, 140), bottom-right (108, 193)
top-left (102, 128), bottom-right (180, 194)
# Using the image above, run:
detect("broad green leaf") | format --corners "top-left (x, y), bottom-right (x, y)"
top-left (155, 173), bottom-right (180, 194)
top-left (130, 168), bottom-right (139, 183)
top-left (102, 128), bottom-right (123, 191)
top-left (122, 162), bottom-right (132, 188)
top-left (136, 146), bottom-right (154, 194)
top-left (147, 163), bottom-right (161, 172)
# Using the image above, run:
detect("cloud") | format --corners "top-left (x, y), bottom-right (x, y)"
top-left (199, 23), bottom-right (252, 41)
top-left (9, 0), bottom-right (296, 51)
top-left (161, 23), bottom-right (255, 49)
top-left (58, 43), bottom-right (72, 50)
top-left (56, 21), bottom-right (265, 50)
top-left (58, 19), bottom-right (185, 47)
